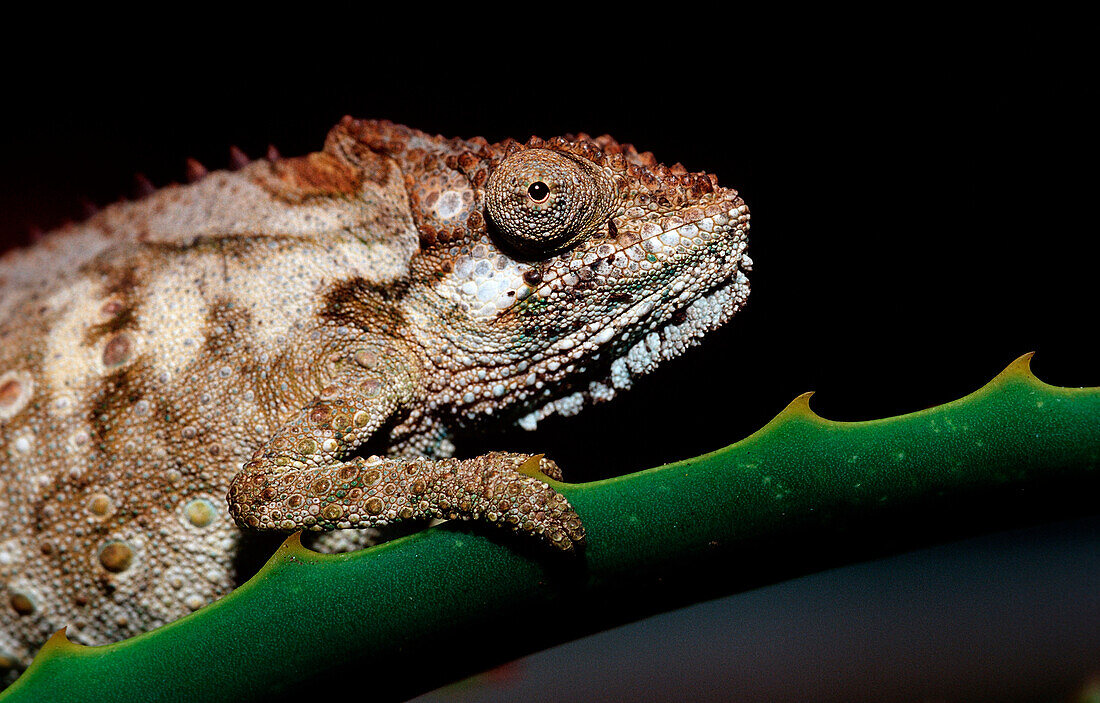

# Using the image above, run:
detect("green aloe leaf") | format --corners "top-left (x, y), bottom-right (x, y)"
top-left (3, 354), bottom-right (1097, 702)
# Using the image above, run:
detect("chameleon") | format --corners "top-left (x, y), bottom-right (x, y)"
top-left (0, 118), bottom-right (751, 683)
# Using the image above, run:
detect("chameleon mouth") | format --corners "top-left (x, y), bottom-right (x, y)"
top-left (516, 258), bottom-right (750, 431)
top-left (601, 213), bottom-right (751, 349)
top-left (619, 264), bottom-right (751, 375)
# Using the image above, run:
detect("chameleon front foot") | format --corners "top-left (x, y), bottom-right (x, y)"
top-left (227, 452), bottom-right (585, 552)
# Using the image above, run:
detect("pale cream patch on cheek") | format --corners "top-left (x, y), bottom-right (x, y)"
top-left (433, 190), bottom-right (468, 221)
top-left (436, 244), bottom-right (527, 318)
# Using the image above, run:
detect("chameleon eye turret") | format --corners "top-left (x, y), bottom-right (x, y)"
top-left (485, 148), bottom-right (619, 253)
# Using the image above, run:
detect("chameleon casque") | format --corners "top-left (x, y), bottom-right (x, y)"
top-left (0, 118), bottom-right (751, 682)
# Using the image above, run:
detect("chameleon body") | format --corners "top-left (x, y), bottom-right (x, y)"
top-left (0, 119), bottom-right (750, 682)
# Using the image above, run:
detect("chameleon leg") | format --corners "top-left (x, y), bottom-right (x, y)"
top-left (226, 358), bottom-right (584, 551)
top-left (228, 451), bottom-right (584, 551)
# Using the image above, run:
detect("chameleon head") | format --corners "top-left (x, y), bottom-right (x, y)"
top-left (342, 120), bottom-right (751, 424)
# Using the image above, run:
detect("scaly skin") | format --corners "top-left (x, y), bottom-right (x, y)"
top-left (0, 118), bottom-right (751, 683)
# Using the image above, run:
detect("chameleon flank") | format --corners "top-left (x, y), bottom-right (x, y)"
top-left (0, 118), bottom-right (751, 683)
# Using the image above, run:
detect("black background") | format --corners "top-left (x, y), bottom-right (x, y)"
top-left (1, 19), bottom-right (1096, 703)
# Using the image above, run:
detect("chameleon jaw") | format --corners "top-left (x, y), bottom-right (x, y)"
top-left (516, 265), bottom-right (751, 431)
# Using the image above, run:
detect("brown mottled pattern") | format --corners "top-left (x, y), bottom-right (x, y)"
top-left (0, 118), bottom-right (751, 685)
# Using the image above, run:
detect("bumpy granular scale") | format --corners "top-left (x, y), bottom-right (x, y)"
top-left (0, 118), bottom-right (750, 682)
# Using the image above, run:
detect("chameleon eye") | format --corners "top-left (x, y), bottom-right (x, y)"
top-left (486, 148), bottom-right (617, 253)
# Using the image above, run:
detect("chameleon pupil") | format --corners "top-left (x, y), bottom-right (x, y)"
top-left (528, 181), bottom-right (550, 202)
